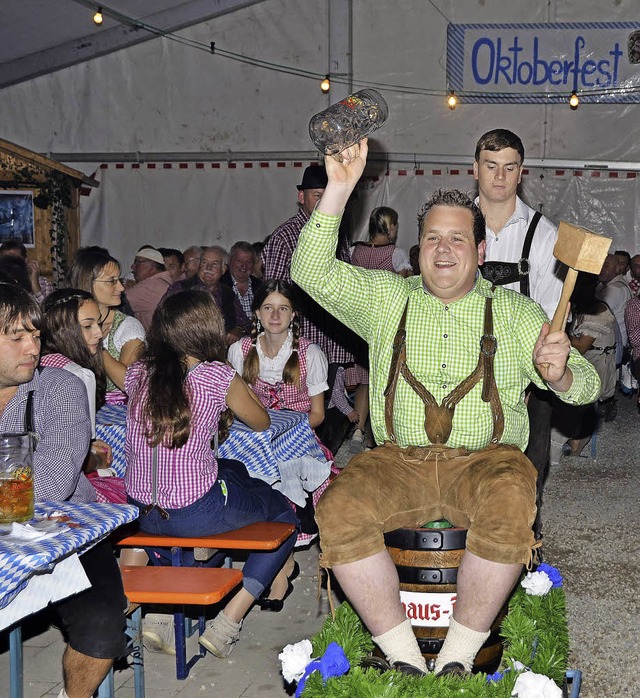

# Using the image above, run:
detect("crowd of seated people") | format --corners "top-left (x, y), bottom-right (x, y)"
top-left (0, 231), bottom-right (370, 671)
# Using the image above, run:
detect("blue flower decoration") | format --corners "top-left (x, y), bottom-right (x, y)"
top-left (295, 643), bottom-right (350, 697)
top-left (486, 671), bottom-right (505, 683)
top-left (319, 642), bottom-right (350, 679)
top-left (536, 563), bottom-right (563, 588)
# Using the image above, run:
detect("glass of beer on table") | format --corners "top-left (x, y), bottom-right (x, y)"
top-left (0, 433), bottom-right (34, 523)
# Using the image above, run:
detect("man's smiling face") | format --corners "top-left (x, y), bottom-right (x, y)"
top-left (419, 205), bottom-right (486, 304)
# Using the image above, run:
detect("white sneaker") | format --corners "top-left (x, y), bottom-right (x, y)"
top-left (349, 428), bottom-right (365, 453)
top-left (198, 613), bottom-right (242, 658)
top-left (142, 613), bottom-right (176, 655)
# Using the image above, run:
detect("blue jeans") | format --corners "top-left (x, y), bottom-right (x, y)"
top-left (130, 460), bottom-right (299, 599)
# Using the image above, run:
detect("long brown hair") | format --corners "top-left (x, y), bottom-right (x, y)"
top-left (242, 280), bottom-right (302, 388)
top-left (137, 290), bottom-right (229, 448)
top-left (41, 289), bottom-right (107, 409)
top-left (68, 247), bottom-right (122, 294)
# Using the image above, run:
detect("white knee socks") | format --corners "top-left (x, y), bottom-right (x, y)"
top-left (433, 617), bottom-right (490, 672)
top-left (372, 619), bottom-right (427, 671)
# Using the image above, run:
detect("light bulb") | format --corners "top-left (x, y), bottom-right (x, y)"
top-left (320, 76), bottom-right (331, 93)
top-left (93, 7), bottom-right (103, 25)
top-left (569, 91), bottom-right (579, 110)
top-left (447, 91), bottom-right (458, 110)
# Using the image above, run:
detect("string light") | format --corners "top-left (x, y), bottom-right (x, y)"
top-left (320, 75), bottom-right (331, 93)
top-left (80, 5), bottom-right (636, 103)
top-left (93, 6), bottom-right (103, 25)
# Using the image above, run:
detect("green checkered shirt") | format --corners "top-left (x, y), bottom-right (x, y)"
top-left (291, 209), bottom-right (601, 450)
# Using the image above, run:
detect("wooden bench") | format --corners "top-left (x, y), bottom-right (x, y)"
top-left (115, 521), bottom-right (296, 555)
top-left (97, 565), bottom-right (243, 697)
top-left (111, 522), bottom-right (295, 682)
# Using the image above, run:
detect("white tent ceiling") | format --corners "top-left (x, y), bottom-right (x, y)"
top-left (3, 1), bottom-right (640, 261)
top-left (0, 0), bottom-right (265, 89)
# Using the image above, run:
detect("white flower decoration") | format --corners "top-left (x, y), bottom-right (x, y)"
top-left (512, 671), bottom-right (562, 697)
top-left (521, 570), bottom-right (553, 596)
top-left (279, 639), bottom-right (314, 683)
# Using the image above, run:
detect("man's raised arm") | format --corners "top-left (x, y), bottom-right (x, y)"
top-left (316, 139), bottom-right (369, 215)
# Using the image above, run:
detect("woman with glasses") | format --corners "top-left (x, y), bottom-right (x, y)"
top-left (69, 247), bottom-right (145, 404)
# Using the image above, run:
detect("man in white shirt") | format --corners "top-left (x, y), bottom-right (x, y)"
top-left (474, 129), bottom-right (563, 540)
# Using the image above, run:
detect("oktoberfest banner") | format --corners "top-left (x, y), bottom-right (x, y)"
top-left (446, 22), bottom-right (640, 103)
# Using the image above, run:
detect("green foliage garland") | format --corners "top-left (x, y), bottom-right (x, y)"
top-left (300, 576), bottom-right (569, 698)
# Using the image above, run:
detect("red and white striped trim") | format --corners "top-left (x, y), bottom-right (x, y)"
top-left (93, 161), bottom-right (639, 178)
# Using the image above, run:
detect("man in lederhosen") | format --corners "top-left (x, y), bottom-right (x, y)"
top-left (474, 129), bottom-right (564, 539)
top-left (291, 139), bottom-right (599, 677)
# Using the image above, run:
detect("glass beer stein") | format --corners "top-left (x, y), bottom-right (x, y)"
top-left (0, 433), bottom-right (34, 523)
top-left (308, 88), bottom-right (389, 156)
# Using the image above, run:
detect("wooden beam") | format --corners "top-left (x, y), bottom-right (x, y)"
top-left (0, 138), bottom-right (99, 187)
top-left (0, 0), bottom-right (266, 89)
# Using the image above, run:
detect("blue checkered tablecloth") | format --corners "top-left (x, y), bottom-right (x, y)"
top-left (96, 405), bottom-right (327, 480)
top-left (219, 409), bottom-right (326, 478)
top-left (96, 403), bottom-right (128, 475)
top-left (0, 501), bottom-right (138, 616)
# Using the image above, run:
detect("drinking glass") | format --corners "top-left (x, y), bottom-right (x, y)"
top-left (308, 88), bottom-right (389, 155)
top-left (0, 432), bottom-right (34, 523)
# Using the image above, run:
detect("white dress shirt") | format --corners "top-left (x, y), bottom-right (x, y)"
top-left (481, 196), bottom-right (563, 320)
top-left (228, 332), bottom-right (329, 396)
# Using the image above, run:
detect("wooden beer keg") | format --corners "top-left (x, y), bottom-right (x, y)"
top-left (384, 521), bottom-right (504, 673)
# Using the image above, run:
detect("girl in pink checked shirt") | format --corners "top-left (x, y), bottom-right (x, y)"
top-left (124, 289), bottom-right (299, 658)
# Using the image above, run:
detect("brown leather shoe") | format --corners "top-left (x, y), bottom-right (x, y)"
top-left (436, 661), bottom-right (468, 678)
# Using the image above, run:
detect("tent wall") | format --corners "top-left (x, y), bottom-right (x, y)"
top-left (79, 161), bottom-right (640, 270)
top-left (2, 0), bottom-right (640, 266)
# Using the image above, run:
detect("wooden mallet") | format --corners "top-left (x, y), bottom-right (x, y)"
top-left (549, 221), bottom-right (612, 332)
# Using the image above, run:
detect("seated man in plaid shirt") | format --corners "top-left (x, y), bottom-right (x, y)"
top-left (0, 283), bottom-right (126, 698)
top-left (291, 140), bottom-right (600, 678)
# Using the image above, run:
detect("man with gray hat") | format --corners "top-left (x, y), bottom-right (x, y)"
top-left (126, 246), bottom-right (173, 330)
top-left (262, 165), bottom-right (355, 392)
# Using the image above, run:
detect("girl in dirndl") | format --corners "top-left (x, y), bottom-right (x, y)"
top-left (227, 280), bottom-right (335, 542)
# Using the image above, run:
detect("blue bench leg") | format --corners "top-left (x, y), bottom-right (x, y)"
top-left (95, 606), bottom-right (145, 698)
top-left (9, 624), bottom-right (23, 698)
top-left (566, 669), bottom-right (582, 698)
top-left (129, 606), bottom-right (145, 698)
top-left (96, 667), bottom-right (114, 698)
top-left (174, 610), bottom-right (188, 680)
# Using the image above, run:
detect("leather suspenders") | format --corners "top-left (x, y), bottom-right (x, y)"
top-left (480, 210), bottom-right (542, 297)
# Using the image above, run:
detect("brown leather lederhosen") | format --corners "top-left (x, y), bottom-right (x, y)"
top-left (383, 293), bottom-right (504, 445)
